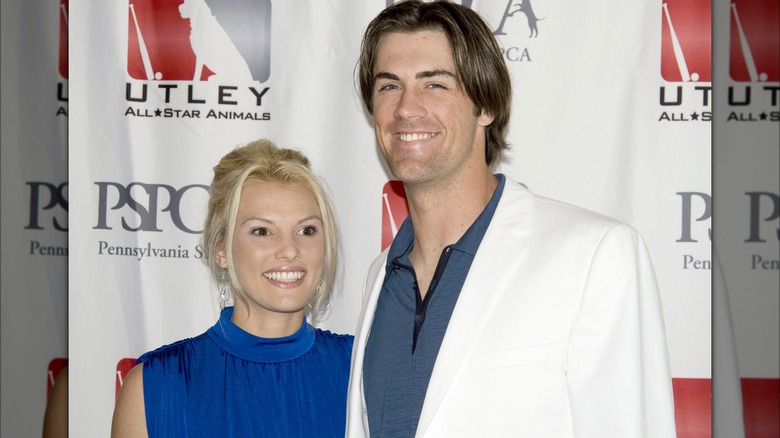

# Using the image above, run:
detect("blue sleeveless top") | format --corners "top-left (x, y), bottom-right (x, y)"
top-left (138, 307), bottom-right (354, 437)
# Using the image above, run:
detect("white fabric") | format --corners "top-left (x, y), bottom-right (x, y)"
top-left (347, 178), bottom-right (677, 437)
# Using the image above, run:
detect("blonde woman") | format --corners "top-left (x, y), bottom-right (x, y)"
top-left (112, 139), bottom-right (352, 437)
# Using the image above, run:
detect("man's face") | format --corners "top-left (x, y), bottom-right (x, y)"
top-left (371, 30), bottom-right (494, 188)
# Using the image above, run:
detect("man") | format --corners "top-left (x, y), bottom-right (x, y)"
top-left (346, 1), bottom-right (677, 436)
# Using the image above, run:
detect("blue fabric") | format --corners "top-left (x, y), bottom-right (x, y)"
top-left (137, 307), bottom-right (353, 438)
top-left (363, 174), bottom-right (505, 437)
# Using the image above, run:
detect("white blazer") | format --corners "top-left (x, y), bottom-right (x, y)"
top-left (346, 178), bottom-right (677, 437)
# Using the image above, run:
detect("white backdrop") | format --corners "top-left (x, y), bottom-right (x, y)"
top-left (69, 0), bottom-right (712, 435)
top-left (2, 0), bottom-right (776, 436)
top-left (1, 0), bottom-right (69, 436)
top-left (712, 0), bottom-right (779, 434)
top-left (68, 1), bottom-right (713, 436)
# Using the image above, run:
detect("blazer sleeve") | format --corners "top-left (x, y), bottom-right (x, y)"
top-left (566, 223), bottom-right (677, 437)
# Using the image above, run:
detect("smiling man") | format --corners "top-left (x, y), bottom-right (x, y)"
top-left (346, 1), bottom-right (678, 437)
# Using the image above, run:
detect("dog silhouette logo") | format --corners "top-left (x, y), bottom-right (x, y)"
top-left (59, 0), bottom-right (68, 79)
top-left (729, 0), bottom-right (779, 82)
top-left (660, 0), bottom-right (711, 82)
top-left (127, 0), bottom-right (271, 82)
top-left (507, 0), bottom-right (545, 37)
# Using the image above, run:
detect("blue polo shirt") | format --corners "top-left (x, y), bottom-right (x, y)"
top-left (363, 174), bottom-right (506, 437)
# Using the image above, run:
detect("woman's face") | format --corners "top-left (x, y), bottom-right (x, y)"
top-left (219, 180), bottom-right (325, 321)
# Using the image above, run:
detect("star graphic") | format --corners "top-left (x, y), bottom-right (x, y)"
top-left (155, 108), bottom-right (162, 117)
top-left (690, 112), bottom-right (699, 120)
top-left (760, 112), bottom-right (767, 120)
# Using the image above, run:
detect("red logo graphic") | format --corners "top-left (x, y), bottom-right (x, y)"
top-left (47, 357), bottom-right (68, 400)
top-left (741, 378), bottom-right (780, 438)
top-left (660, 0), bottom-right (711, 82)
top-left (671, 378), bottom-right (712, 437)
top-left (127, 0), bottom-right (271, 82)
top-left (58, 0), bottom-right (68, 79)
top-left (729, 0), bottom-right (779, 82)
top-left (381, 181), bottom-right (409, 251)
top-left (115, 358), bottom-right (137, 401)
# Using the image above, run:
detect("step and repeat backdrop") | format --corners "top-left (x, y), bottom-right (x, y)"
top-left (1, 0), bottom-right (777, 436)
top-left (1, 0), bottom-right (70, 436)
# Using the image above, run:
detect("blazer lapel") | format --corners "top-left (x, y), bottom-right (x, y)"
top-left (346, 250), bottom-right (388, 436)
top-left (416, 179), bottom-right (533, 436)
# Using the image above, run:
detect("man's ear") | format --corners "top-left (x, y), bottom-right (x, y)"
top-left (215, 245), bottom-right (228, 268)
top-left (478, 109), bottom-right (495, 127)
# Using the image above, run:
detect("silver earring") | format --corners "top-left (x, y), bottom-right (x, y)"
top-left (307, 279), bottom-right (325, 311)
top-left (315, 279), bottom-right (331, 311)
top-left (218, 268), bottom-right (231, 308)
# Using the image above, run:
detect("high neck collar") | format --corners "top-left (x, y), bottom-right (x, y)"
top-left (206, 307), bottom-right (316, 363)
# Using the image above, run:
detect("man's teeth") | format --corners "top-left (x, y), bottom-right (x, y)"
top-left (263, 271), bottom-right (304, 282)
top-left (400, 133), bottom-right (433, 141)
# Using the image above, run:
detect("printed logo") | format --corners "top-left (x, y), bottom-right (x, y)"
top-left (672, 378), bottom-right (712, 437)
top-left (94, 181), bottom-right (209, 234)
top-left (381, 181), bottom-right (409, 251)
top-left (92, 181), bottom-right (209, 262)
top-left (660, 0), bottom-right (711, 82)
top-left (115, 358), bottom-right (136, 401)
top-left (26, 181), bottom-right (69, 257)
top-left (47, 357), bottom-right (68, 400)
top-left (677, 191), bottom-right (712, 270)
top-left (729, 0), bottom-right (779, 82)
top-left (26, 182), bottom-right (68, 232)
top-left (495, 0), bottom-right (545, 38)
top-left (741, 379), bottom-right (780, 437)
top-left (58, 0), bottom-right (68, 79)
top-left (491, 0), bottom-right (548, 63)
top-left (677, 191), bottom-right (712, 243)
top-left (127, 0), bottom-right (271, 82)
top-left (745, 191), bottom-right (780, 244)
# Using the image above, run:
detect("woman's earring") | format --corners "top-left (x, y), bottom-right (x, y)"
top-left (316, 279), bottom-right (331, 311)
top-left (307, 279), bottom-right (325, 312)
top-left (218, 268), bottom-right (231, 308)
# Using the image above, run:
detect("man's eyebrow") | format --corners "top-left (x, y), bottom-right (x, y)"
top-left (375, 72), bottom-right (399, 81)
top-left (417, 69), bottom-right (455, 80)
top-left (374, 69), bottom-right (456, 81)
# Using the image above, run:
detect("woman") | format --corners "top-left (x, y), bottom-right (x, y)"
top-left (112, 139), bottom-right (353, 437)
